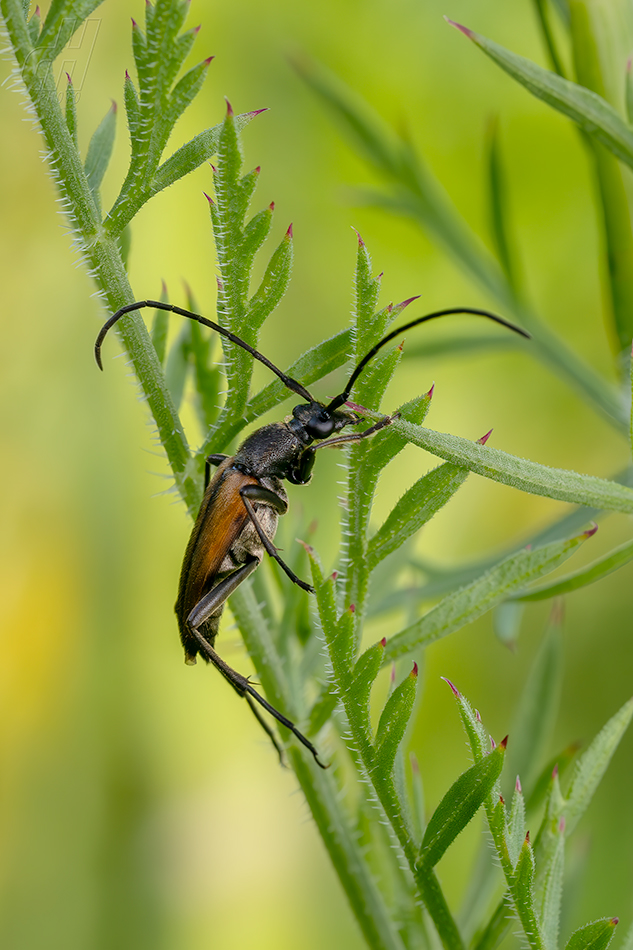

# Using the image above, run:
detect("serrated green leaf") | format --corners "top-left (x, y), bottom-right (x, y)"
top-left (389, 417), bottom-right (633, 513)
top-left (123, 72), bottom-right (141, 142)
top-left (565, 918), bottom-right (618, 950)
top-left (248, 228), bottom-right (293, 332)
top-left (384, 531), bottom-right (591, 663)
top-left (374, 667), bottom-right (418, 775)
top-left (513, 835), bottom-right (539, 929)
top-left (64, 76), bottom-right (77, 146)
top-left (565, 697), bottom-right (633, 835)
top-left (418, 743), bottom-right (505, 867)
top-left (165, 58), bottom-right (212, 136)
top-left (507, 778), bottom-right (526, 866)
top-left (517, 538), bottom-right (633, 602)
top-left (452, 21), bottom-right (633, 171)
top-left (354, 235), bottom-right (382, 341)
top-left (537, 819), bottom-right (564, 950)
top-left (367, 461), bottom-right (468, 572)
top-left (84, 103), bottom-right (116, 201)
top-left (506, 611), bottom-right (563, 796)
top-left (450, 684), bottom-right (489, 762)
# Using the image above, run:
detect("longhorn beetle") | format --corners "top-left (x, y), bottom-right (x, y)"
top-left (95, 302), bottom-right (529, 766)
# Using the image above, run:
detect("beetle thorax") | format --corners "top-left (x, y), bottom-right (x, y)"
top-left (234, 422), bottom-right (306, 479)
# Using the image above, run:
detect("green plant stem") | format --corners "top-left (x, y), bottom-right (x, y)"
top-left (1, 0), bottom-right (200, 517)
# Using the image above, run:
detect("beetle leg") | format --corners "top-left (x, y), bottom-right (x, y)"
top-left (240, 487), bottom-right (314, 594)
top-left (204, 453), bottom-right (229, 490)
top-left (244, 694), bottom-right (286, 767)
top-left (314, 412), bottom-right (400, 450)
top-left (187, 558), bottom-right (260, 630)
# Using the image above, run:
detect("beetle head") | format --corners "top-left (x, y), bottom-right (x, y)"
top-left (291, 402), bottom-right (358, 442)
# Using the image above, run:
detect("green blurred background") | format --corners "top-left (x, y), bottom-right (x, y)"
top-left (1, 0), bottom-right (633, 946)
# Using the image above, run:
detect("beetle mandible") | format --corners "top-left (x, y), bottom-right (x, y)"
top-left (95, 301), bottom-right (529, 766)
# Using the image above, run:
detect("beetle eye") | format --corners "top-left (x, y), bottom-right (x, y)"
top-left (306, 415), bottom-right (335, 439)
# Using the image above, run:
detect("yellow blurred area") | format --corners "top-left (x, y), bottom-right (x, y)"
top-left (1, 0), bottom-right (633, 947)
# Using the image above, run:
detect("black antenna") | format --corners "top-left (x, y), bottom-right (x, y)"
top-left (326, 307), bottom-right (530, 411)
top-left (95, 300), bottom-right (317, 403)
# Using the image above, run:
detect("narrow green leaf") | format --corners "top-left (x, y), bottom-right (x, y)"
top-left (64, 75), bottom-right (77, 146)
top-left (390, 417), bottom-right (633, 513)
top-left (486, 118), bottom-right (518, 290)
top-left (84, 102), bottom-right (117, 200)
top-left (449, 20), bottom-right (633, 171)
top-left (26, 3), bottom-right (40, 42)
top-left (308, 551), bottom-right (337, 631)
top-left (532, 0), bottom-right (568, 77)
top-left (517, 538), bottom-right (633, 601)
top-left (507, 777), bottom-right (526, 866)
top-left (308, 682), bottom-right (339, 736)
top-left (165, 57), bottom-right (213, 133)
top-left (354, 233), bottom-right (383, 344)
top-left (419, 742), bottom-right (506, 867)
top-left (164, 321), bottom-right (191, 410)
top-left (238, 203), bottom-right (274, 287)
top-left (124, 71), bottom-right (141, 142)
top-left (527, 744), bottom-right (579, 812)
top-left (493, 600), bottom-right (525, 649)
top-left (565, 697), bottom-right (633, 835)
top-left (347, 639), bottom-right (387, 736)
top-left (189, 309), bottom-right (221, 431)
top-left (363, 390), bottom-right (433, 474)
top-left (506, 606), bottom-right (564, 796)
top-left (248, 226), bottom-right (293, 332)
top-left (384, 530), bottom-right (592, 663)
top-left (537, 818), bottom-right (564, 950)
top-left (355, 345), bottom-right (402, 414)
top-left (513, 835), bottom-right (540, 935)
top-left (374, 665), bottom-right (418, 775)
top-left (571, 1), bottom-right (633, 356)
top-left (410, 753), bottom-right (426, 840)
top-left (151, 285), bottom-right (170, 365)
top-left (565, 918), bottom-right (618, 950)
top-left (626, 59), bottom-right (633, 126)
top-left (330, 605), bottom-right (356, 683)
top-left (447, 680), bottom-right (489, 762)
top-left (367, 461), bottom-right (469, 572)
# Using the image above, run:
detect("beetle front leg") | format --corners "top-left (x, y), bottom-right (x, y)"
top-left (239, 486), bottom-right (314, 594)
top-left (314, 412), bottom-right (401, 450)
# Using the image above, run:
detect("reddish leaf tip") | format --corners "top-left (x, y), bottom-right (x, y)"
top-left (331, 571), bottom-right (338, 581)
top-left (377, 271), bottom-right (384, 281)
top-left (390, 664), bottom-right (396, 683)
top-left (349, 603), bottom-right (355, 613)
top-left (387, 302), bottom-right (394, 313)
top-left (247, 107), bottom-right (269, 118)
top-left (125, 69), bottom-right (130, 80)
top-left (478, 428), bottom-right (493, 445)
top-left (65, 71), bottom-right (72, 84)
top-left (202, 191), bottom-right (214, 205)
top-left (35, 4), bottom-right (40, 13)
top-left (110, 99), bottom-right (117, 113)
top-left (500, 735), bottom-right (508, 750)
top-left (558, 816), bottom-right (566, 834)
top-left (380, 637), bottom-right (387, 648)
top-left (426, 382), bottom-right (435, 399)
top-left (475, 708), bottom-right (482, 722)
top-left (399, 295), bottom-right (421, 309)
top-left (411, 661), bottom-right (419, 678)
top-left (499, 794), bottom-right (505, 805)
top-left (296, 538), bottom-right (314, 554)
top-left (131, 17), bottom-right (138, 28)
top-left (440, 676), bottom-right (461, 697)
top-left (490, 736), bottom-right (497, 750)
top-left (225, 98), bottom-right (234, 116)
top-left (552, 763), bottom-right (559, 779)
top-left (410, 753), bottom-right (420, 774)
top-left (209, 162), bottom-right (217, 173)
top-left (525, 830), bottom-right (531, 844)
top-left (286, 222), bottom-right (293, 238)
top-left (268, 200), bottom-right (275, 211)
top-left (345, 400), bottom-right (367, 412)
top-left (254, 165), bottom-right (261, 174)
top-left (444, 17), bottom-right (474, 39)
top-left (611, 919), bottom-right (619, 927)
top-left (161, 279), bottom-right (168, 295)
top-left (515, 775), bottom-right (522, 793)
top-left (352, 227), bottom-right (365, 247)
top-left (203, 56), bottom-right (214, 67)
top-left (583, 522), bottom-right (598, 538)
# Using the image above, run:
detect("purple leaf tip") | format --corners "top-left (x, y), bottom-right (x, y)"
top-left (297, 538), bottom-right (314, 554)
top-left (247, 108), bottom-right (269, 118)
top-left (193, 24), bottom-right (201, 35)
top-left (583, 522), bottom-right (598, 538)
top-left (440, 676), bottom-right (460, 698)
top-left (500, 735), bottom-right (508, 750)
top-left (225, 98), bottom-right (233, 116)
top-left (349, 603), bottom-right (355, 613)
top-left (202, 191), bottom-right (214, 205)
top-left (444, 17), bottom-right (475, 39)
top-left (558, 817), bottom-right (566, 834)
top-left (515, 775), bottom-right (522, 793)
top-left (125, 69), bottom-right (130, 80)
top-left (426, 382), bottom-right (435, 399)
top-left (131, 17), bottom-right (138, 28)
top-left (209, 163), bottom-right (217, 173)
top-left (286, 222), bottom-right (293, 238)
top-left (66, 72), bottom-right (72, 84)
top-left (331, 571), bottom-right (338, 581)
top-left (499, 794), bottom-right (505, 805)
top-left (552, 763), bottom-right (559, 779)
top-left (475, 708), bottom-right (481, 722)
top-left (110, 99), bottom-right (117, 113)
top-left (398, 295), bottom-right (421, 310)
top-left (411, 661), bottom-right (419, 678)
top-left (203, 56), bottom-right (214, 67)
top-left (35, 4), bottom-right (40, 14)
top-left (611, 919), bottom-right (619, 927)
top-left (380, 637), bottom-right (387, 648)
top-left (390, 664), bottom-right (396, 683)
top-left (478, 429), bottom-right (493, 445)
top-left (268, 201), bottom-right (275, 211)
top-left (254, 165), bottom-right (261, 174)
top-left (490, 736), bottom-right (496, 750)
